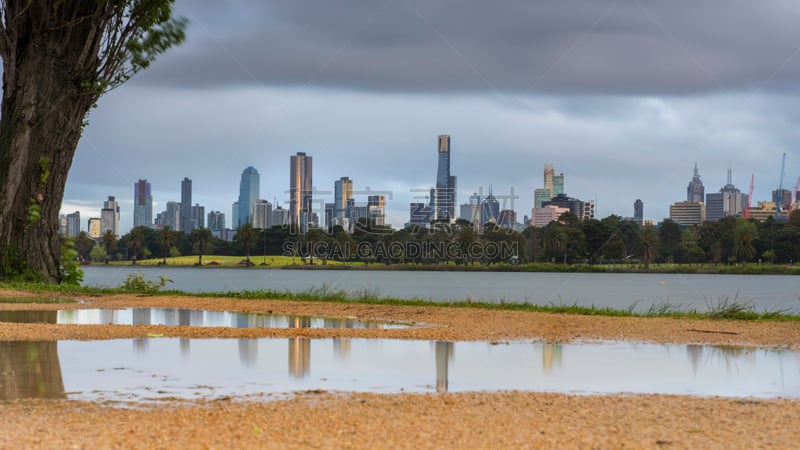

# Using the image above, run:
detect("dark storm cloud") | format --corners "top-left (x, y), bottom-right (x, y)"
top-left (140, 0), bottom-right (800, 95)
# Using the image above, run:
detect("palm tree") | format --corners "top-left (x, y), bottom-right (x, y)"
top-left (157, 227), bottom-right (174, 265)
top-left (543, 225), bottom-right (567, 263)
top-left (734, 219), bottom-right (758, 262)
top-left (638, 227), bottom-right (660, 268)
top-left (234, 223), bottom-right (257, 265)
top-left (127, 227), bottom-right (145, 263)
top-left (190, 228), bottom-right (213, 266)
top-left (101, 230), bottom-right (117, 263)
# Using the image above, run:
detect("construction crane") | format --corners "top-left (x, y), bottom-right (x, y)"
top-left (777, 152), bottom-right (787, 214)
top-left (744, 173), bottom-right (754, 219)
top-left (791, 176), bottom-right (800, 212)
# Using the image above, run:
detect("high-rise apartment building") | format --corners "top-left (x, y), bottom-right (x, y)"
top-left (191, 204), bottom-right (205, 229)
top-left (100, 196), bottom-right (120, 237)
top-left (686, 163), bottom-right (705, 202)
top-left (272, 206), bottom-right (289, 227)
top-left (207, 211), bottom-right (225, 232)
top-left (163, 201), bottom-right (181, 231)
top-left (253, 199), bottom-right (272, 229)
top-left (87, 218), bottom-right (101, 238)
top-left (368, 195), bottom-right (386, 226)
top-left (231, 202), bottom-right (239, 228)
top-left (535, 164), bottom-right (564, 208)
top-left (289, 152), bottom-right (313, 230)
top-left (179, 177), bottom-right (194, 233)
top-left (634, 199), bottom-right (644, 225)
top-left (433, 135), bottom-right (457, 220)
top-left (133, 179), bottom-right (152, 228)
top-left (59, 211), bottom-right (81, 237)
top-left (237, 166), bottom-right (260, 227)
top-left (334, 176), bottom-right (353, 226)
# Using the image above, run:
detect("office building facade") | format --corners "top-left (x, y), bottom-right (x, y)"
top-left (334, 177), bottom-right (353, 226)
top-left (100, 196), bottom-right (120, 237)
top-left (433, 135), bottom-right (457, 221)
top-left (289, 152), bottom-right (313, 230)
top-left (237, 166), bottom-right (260, 227)
top-left (253, 199), bottom-right (272, 229)
top-left (669, 201), bottom-right (706, 226)
top-left (634, 199), bottom-right (644, 225)
top-left (133, 179), bottom-right (152, 228)
top-left (180, 177), bottom-right (193, 233)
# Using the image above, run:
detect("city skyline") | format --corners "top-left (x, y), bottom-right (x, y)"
top-left (60, 1), bottom-right (800, 232)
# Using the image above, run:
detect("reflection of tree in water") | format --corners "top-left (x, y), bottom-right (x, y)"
top-left (0, 341), bottom-right (65, 400)
top-left (686, 344), bottom-right (756, 375)
top-left (0, 310), bottom-right (57, 324)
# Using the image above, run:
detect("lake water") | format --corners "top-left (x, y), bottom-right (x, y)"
top-left (81, 266), bottom-right (800, 313)
top-left (2, 338), bottom-right (796, 402)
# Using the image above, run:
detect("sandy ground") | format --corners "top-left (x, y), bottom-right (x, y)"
top-left (1, 288), bottom-right (799, 449)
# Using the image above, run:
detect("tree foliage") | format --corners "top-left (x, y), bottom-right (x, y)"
top-left (0, 1), bottom-right (185, 282)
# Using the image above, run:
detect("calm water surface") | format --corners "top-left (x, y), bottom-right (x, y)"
top-left (1, 338), bottom-right (797, 402)
top-left (82, 266), bottom-right (800, 312)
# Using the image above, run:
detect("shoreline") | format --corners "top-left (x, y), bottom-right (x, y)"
top-left (2, 288), bottom-right (799, 448)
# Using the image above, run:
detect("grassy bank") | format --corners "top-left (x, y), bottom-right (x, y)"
top-left (2, 280), bottom-right (799, 322)
top-left (99, 256), bottom-right (800, 275)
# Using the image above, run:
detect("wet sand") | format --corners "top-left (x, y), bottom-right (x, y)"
top-left (1, 289), bottom-right (799, 448)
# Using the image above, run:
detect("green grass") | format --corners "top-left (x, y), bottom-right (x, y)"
top-left (2, 280), bottom-right (799, 322)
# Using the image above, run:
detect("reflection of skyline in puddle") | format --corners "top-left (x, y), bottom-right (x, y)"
top-left (0, 309), bottom-right (405, 329)
top-left (1, 339), bottom-right (798, 402)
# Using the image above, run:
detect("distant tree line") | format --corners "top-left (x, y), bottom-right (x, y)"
top-left (66, 210), bottom-right (800, 267)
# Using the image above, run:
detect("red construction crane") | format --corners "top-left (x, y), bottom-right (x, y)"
top-left (744, 174), bottom-right (754, 219)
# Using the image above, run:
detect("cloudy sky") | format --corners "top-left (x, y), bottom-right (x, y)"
top-left (62, 0), bottom-right (800, 232)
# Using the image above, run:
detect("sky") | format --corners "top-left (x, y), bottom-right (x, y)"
top-left (61, 0), bottom-right (800, 232)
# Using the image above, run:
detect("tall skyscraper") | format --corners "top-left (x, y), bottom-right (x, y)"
top-left (687, 163), bottom-right (705, 203)
top-left (433, 135), bottom-right (457, 220)
top-left (100, 196), bottom-right (120, 237)
top-left (180, 177), bottom-right (193, 233)
top-left (237, 166), bottom-right (260, 227)
top-left (334, 176), bottom-right (353, 225)
top-left (133, 179), bottom-right (152, 228)
top-left (634, 199), bottom-right (644, 225)
top-left (290, 152), bottom-right (313, 230)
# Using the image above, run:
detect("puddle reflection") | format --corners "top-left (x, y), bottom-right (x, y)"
top-left (1, 339), bottom-right (797, 402)
top-left (0, 308), bottom-right (405, 329)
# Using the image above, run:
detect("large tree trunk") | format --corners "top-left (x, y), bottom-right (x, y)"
top-left (0, 3), bottom-right (100, 282)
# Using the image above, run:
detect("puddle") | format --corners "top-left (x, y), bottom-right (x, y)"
top-left (1, 339), bottom-right (797, 402)
top-left (0, 309), bottom-right (406, 329)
